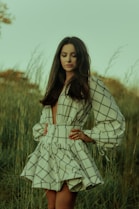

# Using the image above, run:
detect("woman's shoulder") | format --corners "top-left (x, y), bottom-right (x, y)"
top-left (88, 74), bottom-right (112, 100)
top-left (89, 74), bottom-right (105, 90)
top-left (41, 105), bottom-right (51, 113)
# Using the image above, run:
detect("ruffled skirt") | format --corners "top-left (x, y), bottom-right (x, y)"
top-left (21, 125), bottom-right (104, 192)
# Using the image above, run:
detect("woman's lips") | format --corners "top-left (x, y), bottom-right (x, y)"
top-left (65, 64), bottom-right (73, 67)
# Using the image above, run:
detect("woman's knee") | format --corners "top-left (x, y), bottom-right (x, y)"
top-left (56, 184), bottom-right (77, 209)
top-left (45, 190), bottom-right (56, 209)
top-left (47, 205), bottom-right (55, 209)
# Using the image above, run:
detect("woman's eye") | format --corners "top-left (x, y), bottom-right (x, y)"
top-left (61, 53), bottom-right (77, 58)
top-left (72, 54), bottom-right (77, 57)
top-left (61, 53), bottom-right (67, 57)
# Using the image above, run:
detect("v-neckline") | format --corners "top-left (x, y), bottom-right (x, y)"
top-left (51, 102), bottom-right (58, 124)
top-left (50, 86), bottom-right (66, 124)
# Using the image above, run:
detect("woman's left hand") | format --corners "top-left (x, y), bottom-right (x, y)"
top-left (69, 129), bottom-right (96, 143)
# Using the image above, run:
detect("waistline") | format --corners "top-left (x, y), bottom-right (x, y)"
top-left (47, 124), bottom-right (81, 138)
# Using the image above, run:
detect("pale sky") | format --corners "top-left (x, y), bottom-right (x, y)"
top-left (0, 0), bottom-right (139, 87)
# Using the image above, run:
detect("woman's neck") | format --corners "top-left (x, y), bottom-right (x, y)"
top-left (65, 72), bottom-right (74, 84)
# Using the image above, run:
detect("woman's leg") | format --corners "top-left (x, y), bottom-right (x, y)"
top-left (45, 190), bottom-right (56, 209)
top-left (55, 183), bottom-right (77, 209)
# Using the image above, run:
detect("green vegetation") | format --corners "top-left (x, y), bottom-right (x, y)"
top-left (0, 70), bottom-right (139, 209)
top-left (0, 1), bottom-right (13, 36)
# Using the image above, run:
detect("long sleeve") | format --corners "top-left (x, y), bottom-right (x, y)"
top-left (83, 76), bottom-right (125, 149)
top-left (32, 107), bottom-right (47, 141)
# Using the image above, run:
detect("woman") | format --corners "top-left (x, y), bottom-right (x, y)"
top-left (21, 36), bottom-right (125, 209)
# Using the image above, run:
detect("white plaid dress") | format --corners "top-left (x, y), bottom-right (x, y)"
top-left (21, 76), bottom-right (125, 192)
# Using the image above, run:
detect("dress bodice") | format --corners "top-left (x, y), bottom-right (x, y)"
top-left (32, 76), bottom-right (125, 149)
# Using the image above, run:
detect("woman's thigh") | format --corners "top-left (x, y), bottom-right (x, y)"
top-left (56, 183), bottom-right (77, 209)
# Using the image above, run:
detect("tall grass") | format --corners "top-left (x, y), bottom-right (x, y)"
top-left (0, 70), bottom-right (139, 209)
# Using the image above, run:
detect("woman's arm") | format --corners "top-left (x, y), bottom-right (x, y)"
top-left (32, 107), bottom-right (48, 141)
top-left (83, 76), bottom-right (125, 148)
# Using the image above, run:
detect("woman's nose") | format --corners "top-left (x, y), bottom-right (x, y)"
top-left (66, 55), bottom-right (71, 62)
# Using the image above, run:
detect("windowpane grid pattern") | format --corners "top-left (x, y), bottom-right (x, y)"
top-left (21, 76), bottom-right (125, 192)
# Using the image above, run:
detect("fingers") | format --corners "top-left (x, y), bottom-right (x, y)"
top-left (69, 129), bottom-right (84, 140)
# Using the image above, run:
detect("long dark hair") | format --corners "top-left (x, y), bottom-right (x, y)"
top-left (40, 36), bottom-right (91, 106)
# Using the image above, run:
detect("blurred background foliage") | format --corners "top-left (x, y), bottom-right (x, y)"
top-left (0, 68), bottom-right (138, 209)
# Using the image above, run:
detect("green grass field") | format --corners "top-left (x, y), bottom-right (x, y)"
top-left (0, 71), bottom-right (139, 209)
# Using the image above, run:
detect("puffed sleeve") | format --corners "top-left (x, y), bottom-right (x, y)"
top-left (32, 107), bottom-right (48, 141)
top-left (83, 76), bottom-right (125, 149)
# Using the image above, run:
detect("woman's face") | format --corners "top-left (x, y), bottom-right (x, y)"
top-left (60, 44), bottom-right (77, 72)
